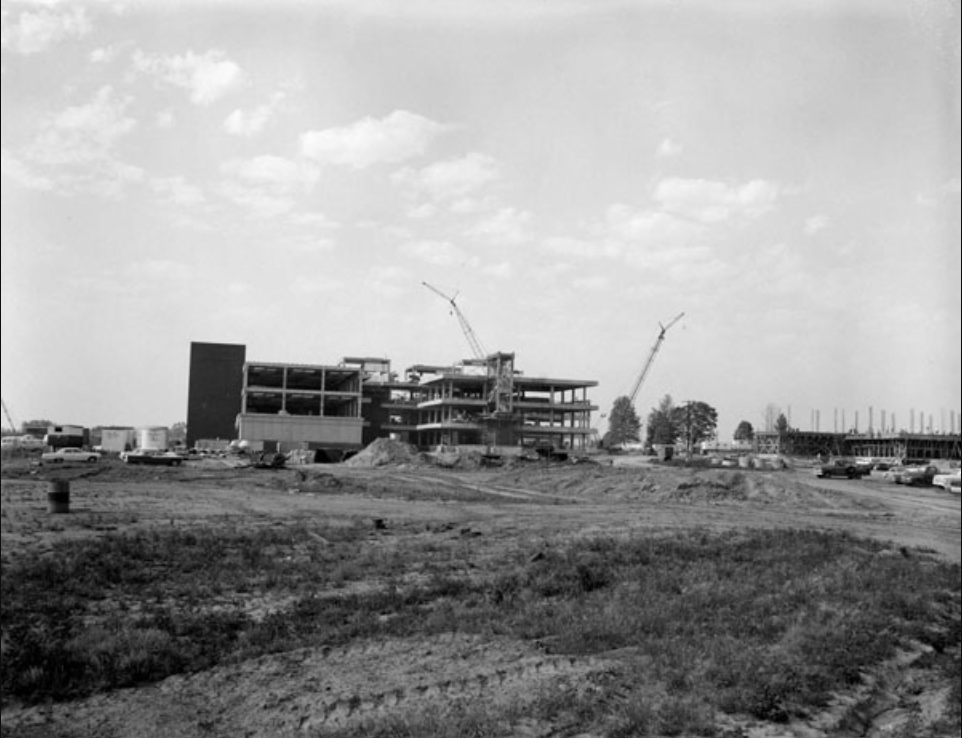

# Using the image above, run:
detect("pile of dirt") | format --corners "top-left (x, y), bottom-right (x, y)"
top-left (344, 438), bottom-right (425, 468)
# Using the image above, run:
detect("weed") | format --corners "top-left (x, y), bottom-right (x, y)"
top-left (1, 524), bottom-right (958, 737)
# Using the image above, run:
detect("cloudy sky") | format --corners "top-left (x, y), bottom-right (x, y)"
top-left (2, 0), bottom-right (960, 439)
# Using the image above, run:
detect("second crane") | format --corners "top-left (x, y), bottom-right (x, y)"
top-left (627, 312), bottom-right (685, 406)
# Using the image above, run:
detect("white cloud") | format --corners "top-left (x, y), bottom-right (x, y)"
top-left (299, 110), bottom-right (447, 169)
top-left (288, 237), bottom-right (336, 255)
top-left (126, 258), bottom-right (194, 284)
top-left (291, 274), bottom-right (342, 296)
top-left (289, 211), bottom-right (340, 229)
top-left (10, 86), bottom-right (143, 196)
top-left (217, 155), bottom-right (320, 219)
top-left (217, 181), bottom-right (295, 219)
top-left (605, 204), bottom-right (702, 243)
top-left (151, 176), bottom-right (205, 206)
top-left (572, 274), bottom-right (610, 290)
top-left (28, 86), bottom-right (136, 167)
top-left (1, 5), bottom-right (90, 54)
top-left (223, 92), bottom-right (285, 137)
top-left (392, 152), bottom-right (500, 202)
top-left (89, 42), bottom-right (128, 64)
top-left (803, 214), bottom-right (829, 235)
top-left (399, 240), bottom-right (478, 267)
top-left (1, 149), bottom-right (53, 191)
top-left (655, 138), bottom-right (683, 158)
top-left (464, 207), bottom-right (531, 245)
top-left (363, 264), bottom-right (414, 298)
top-left (653, 177), bottom-right (780, 223)
top-left (917, 177), bottom-right (961, 207)
top-left (155, 108), bottom-right (175, 128)
top-left (540, 236), bottom-right (622, 260)
top-left (133, 49), bottom-right (245, 105)
top-left (222, 155), bottom-right (319, 193)
top-left (482, 262), bottom-right (514, 279)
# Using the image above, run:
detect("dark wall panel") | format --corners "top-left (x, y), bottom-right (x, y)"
top-left (186, 342), bottom-right (246, 447)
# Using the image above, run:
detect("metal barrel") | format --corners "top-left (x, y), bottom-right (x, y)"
top-left (47, 479), bottom-right (70, 514)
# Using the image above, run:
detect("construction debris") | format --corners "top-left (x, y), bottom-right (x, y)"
top-left (344, 438), bottom-right (425, 468)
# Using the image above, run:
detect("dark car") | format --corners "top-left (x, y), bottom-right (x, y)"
top-left (815, 458), bottom-right (866, 479)
top-left (893, 464), bottom-right (940, 486)
top-left (121, 449), bottom-right (186, 466)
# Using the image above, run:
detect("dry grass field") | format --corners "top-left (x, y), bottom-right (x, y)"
top-left (1, 453), bottom-right (959, 737)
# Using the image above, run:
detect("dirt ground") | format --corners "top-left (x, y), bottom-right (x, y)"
top-left (1, 454), bottom-right (959, 737)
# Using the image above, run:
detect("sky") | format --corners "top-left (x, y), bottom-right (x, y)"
top-left (2, 0), bottom-right (960, 440)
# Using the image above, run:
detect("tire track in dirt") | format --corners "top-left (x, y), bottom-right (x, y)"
top-left (390, 472), bottom-right (576, 504)
top-left (0, 634), bottom-right (609, 737)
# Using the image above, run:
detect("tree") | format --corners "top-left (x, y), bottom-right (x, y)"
top-left (762, 404), bottom-right (780, 432)
top-left (675, 400), bottom-right (719, 453)
top-left (169, 421), bottom-right (187, 445)
top-left (645, 394), bottom-right (679, 447)
top-left (606, 396), bottom-right (641, 447)
top-left (775, 412), bottom-right (790, 434)
top-left (734, 420), bottom-right (754, 441)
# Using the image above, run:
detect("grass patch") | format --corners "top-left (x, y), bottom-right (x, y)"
top-left (2, 526), bottom-right (958, 733)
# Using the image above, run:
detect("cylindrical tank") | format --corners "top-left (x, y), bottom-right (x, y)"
top-left (137, 426), bottom-right (168, 451)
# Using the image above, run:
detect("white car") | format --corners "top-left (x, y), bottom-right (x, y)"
top-left (931, 470), bottom-right (961, 494)
top-left (41, 447), bottom-right (101, 464)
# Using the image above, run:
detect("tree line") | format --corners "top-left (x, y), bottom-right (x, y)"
top-left (605, 395), bottom-right (773, 452)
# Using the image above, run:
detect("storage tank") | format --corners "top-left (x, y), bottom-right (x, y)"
top-left (137, 426), bottom-right (169, 450)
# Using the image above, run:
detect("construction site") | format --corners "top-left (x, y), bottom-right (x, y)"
top-left (2, 285), bottom-right (960, 738)
top-left (186, 283), bottom-right (598, 461)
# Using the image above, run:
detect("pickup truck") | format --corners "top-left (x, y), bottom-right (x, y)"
top-left (815, 459), bottom-right (867, 479)
top-left (121, 449), bottom-right (186, 466)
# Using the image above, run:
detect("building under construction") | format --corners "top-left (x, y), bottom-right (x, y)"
top-left (186, 342), bottom-right (597, 455)
top-left (363, 352), bottom-right (596, 451)
top-left (753, 429), bottom-right (961, 461)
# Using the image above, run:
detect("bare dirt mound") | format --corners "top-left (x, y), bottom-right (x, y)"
top-left (484, 464), bottom-right (888, 512)
top-left (344, 438), bottom-right (426, 468)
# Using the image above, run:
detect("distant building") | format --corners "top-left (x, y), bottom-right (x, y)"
top-left (752, 430), bottom-right (961, 461)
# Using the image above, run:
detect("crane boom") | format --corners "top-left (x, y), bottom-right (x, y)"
top-left (627, 312), bottom-right (684, 404)
top-left (422, 282), bottom-right (487, 360)
top-left (1, 398), bottom-right (17, 434)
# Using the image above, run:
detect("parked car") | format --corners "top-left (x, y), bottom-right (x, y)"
top-left (893, 464), bottom-right (940, 486)
top-left (121, 449), bottom-right (186, 466)
top-left (931, 470), bottom-right (961, 493)
top-left (41, 447), bottom-right (100, 464)
top-left (815, 458), bottom-right (867, 479)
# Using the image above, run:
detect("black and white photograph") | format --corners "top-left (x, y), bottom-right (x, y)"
top-left (2, 1), bottom-right (960, 736)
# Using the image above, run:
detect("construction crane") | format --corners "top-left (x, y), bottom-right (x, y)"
top-left (627, 312), bottom-right (685, 405)
top-left (422, 282), bottom-right (487, 360)
top-left (2, 398), bottom-right (18, 434)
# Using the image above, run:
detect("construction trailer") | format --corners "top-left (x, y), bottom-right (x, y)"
top-left (99, 427), bottom-right (136, 453)
top-left (43, 424), bottom-right (88, 450)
